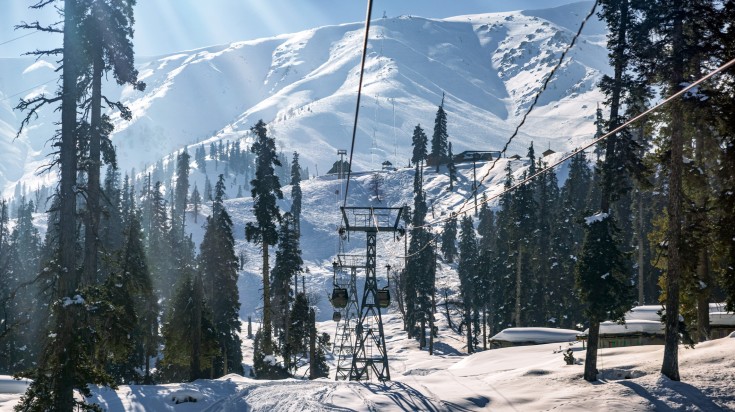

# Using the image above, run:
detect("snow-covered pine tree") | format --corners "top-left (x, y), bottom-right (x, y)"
top-left (200, 174), bottom-right (243, 377)
top-left (246, 120), bottom-right (283, 356)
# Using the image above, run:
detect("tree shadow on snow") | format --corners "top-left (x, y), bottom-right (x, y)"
top-left (364, 382), bottom-right (445, 412)
top-left (431, 342), bottom-right (464, 356)
top-left (617, 378), bottom-right (724, 411)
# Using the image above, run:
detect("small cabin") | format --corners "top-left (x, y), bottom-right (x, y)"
top-left (381, 160), bottom-right (395, 171)
top-left (577, 304), bottom-right (735, 348)
top-left (542, 148), bottom-right (556, 157)
top-left (489, 327), bottom-right (579, 349)
top-left (452, 151), bottom-right (501, 164)
top-left (577, 320), bottom-right (665, 349)
top-left (508, 154), bottom-right (522, 160)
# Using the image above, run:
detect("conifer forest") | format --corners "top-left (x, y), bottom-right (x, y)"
top-left (0, 0), bottom-right (734, 410)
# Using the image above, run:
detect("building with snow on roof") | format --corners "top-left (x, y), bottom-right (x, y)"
top-left (489, 327), bottom-right (579, 349)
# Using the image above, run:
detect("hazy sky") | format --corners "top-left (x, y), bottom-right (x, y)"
top-left (1, 1), bottom-right (580, 58)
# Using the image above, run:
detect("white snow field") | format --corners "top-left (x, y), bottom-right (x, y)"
top-left (2, 314), bottom-right (734, 411)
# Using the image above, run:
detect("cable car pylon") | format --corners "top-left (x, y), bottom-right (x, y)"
top-left (332, 256), bottom-right (361, 380)
top-left (339, 206), bottom-right (404, 381)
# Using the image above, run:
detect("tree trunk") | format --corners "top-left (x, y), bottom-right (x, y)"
top-left (262, 244), bottom-right (273, 355)
top-left (637, 190), bottom-right (645, 304)
top-left (308, 308), bottom-right (316, 380)
top-left (514, 244), bottom-right (522, 327)
top-left (420, 318), bottom-right (426, 349)
top-left (84, 39), bottom-right (103, 286)
top-left (482, 306), bottom-right (487, 350)
top-left (54, 0), bottom-right (82, 409)
top-left (696, 248), bottom-right (710, 342)
top-left (662, 0), bottom-right (684, 382)
top-left (584, 319), bottom-right (600, 381)
top-left (465, 307), bottom-right (473, 354)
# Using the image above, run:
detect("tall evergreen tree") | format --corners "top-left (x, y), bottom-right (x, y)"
top-left (441, 215), bottom-right (458, 263)
top-left (272, 213), bottom-right (302, 354)
top-left (173, 148), bottom-right (191, 239)
top-left (430, 98), bottom-right (449, 171)
top-left (159, 274), bottom-right (218, 382)
top-left (190, 184), bottom-right (201, 223)
top-left (245, 120), bottom-right (283, 356)
top-left (457, 216), bottom-right (478, 353)
top-left (200, 174), bottom-right (243, 377)
top-left (411, 124), bottom-right (428, 167)
top-left (447, 142), bottom-right (457, 191)
top-left (290, 152), bottom-right (302, 231)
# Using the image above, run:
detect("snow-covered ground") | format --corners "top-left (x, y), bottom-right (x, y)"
top-left (2, 313), bottom-right (734, 411)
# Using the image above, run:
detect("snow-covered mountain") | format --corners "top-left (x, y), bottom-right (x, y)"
top-left (0, 1), bottom-right (608, 196)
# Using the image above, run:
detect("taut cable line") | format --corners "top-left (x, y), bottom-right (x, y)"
top-left (342, 0), bottom-right (374, 208)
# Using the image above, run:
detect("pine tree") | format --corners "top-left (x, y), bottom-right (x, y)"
top-left (447, 142), bottom-right (457, 191)
top-left (245, 120), bottom-right (283, 356)
top-left (272, 213), bottom-right (302, 363)
top-left (159, 274), bottom-right (219, 382)
top-left (147, 181), bottom-right (175, 303)
top-left (441, 215), bottom-right (458, 263)
top-left (430, 97), bottom-right (449, 171)
top-left (190, 184), bottom-right (201, 223)
top-left (173, 148), bottom-right (191, 239)
top-left (457, 216), bottom-right (478, 353)
top-left (290, 152), bottom-right (302, 231)
top-left (200, 174), bottom-right (243, 377)
top-left (411, 124), bottom-right (428, 167)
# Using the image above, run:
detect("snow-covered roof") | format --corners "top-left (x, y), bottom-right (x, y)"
top-left (710, 312), bottom-right (735, 327)
top-left (489, 327), bottom-right (579, 344)
top-left (625, 304), bottom-right (733, 323)
top-left (625, 305), bottom-right (663, 322)
top-left (582, 320), bottom-right (664, 336)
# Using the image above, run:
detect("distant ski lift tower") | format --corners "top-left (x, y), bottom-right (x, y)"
top-left (341, 206), bottom-right (404, 381)
top-left (337, 149), bottom-right (347, 179)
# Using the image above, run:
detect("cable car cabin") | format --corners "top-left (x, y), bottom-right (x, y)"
top-left (332, 288), bottom-right (348, 308)
top-left (377, 289), bottom-right (390, 308)
top-left (332, 311), bottom-right (342, 323)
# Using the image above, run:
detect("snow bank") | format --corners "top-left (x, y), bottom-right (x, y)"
top-left (490, 327), bottom-right (580, 344)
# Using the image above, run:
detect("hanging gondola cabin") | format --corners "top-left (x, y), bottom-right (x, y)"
top-left (332, 287), bottom-right (348, 308)
top-left (377, 288), bottom-right (390, 308)
top-left (332, 311), bottom-right (342, 322)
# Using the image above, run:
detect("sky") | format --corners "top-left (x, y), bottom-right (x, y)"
top-left (0, 0), bottom-right (581, 58)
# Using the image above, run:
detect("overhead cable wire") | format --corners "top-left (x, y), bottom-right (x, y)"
top-left (0, 31), bottom-right (38, 47)
top-left (0, 78), bottom-right (57, 103)
top-left (342, 0), bottom-right (374, 208)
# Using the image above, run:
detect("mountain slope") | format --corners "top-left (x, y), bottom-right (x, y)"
top-left (1, 1), bottom-right (608, 196)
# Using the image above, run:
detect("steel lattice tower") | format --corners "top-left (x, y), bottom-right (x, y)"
top-left (333, 258), bottom-right (361, 380)
top-left (340, 206), bottom-right (403, 382)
